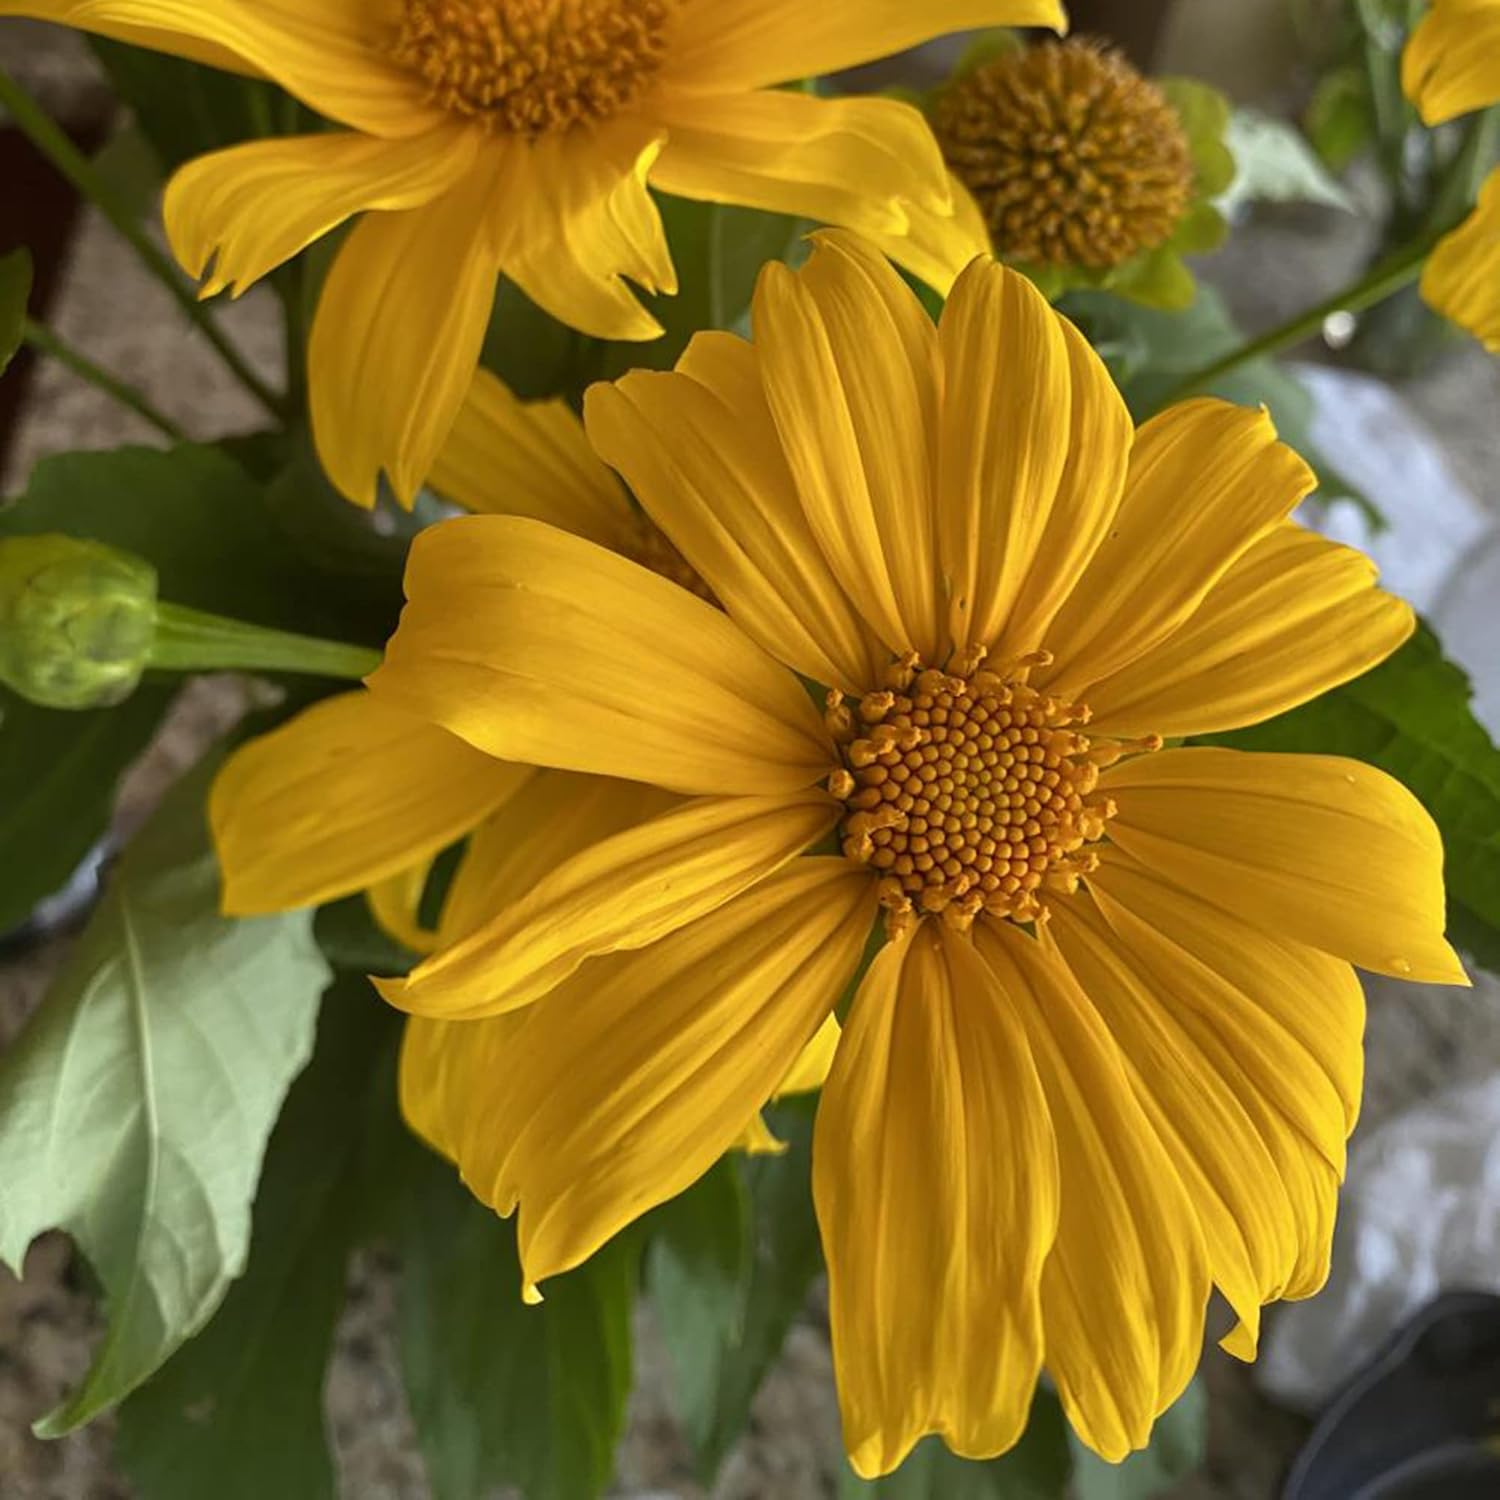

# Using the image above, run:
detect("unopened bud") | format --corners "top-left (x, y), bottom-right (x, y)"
top-left (0, 534), bottom-right (158, 709)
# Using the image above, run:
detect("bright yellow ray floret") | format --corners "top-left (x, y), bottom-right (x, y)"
top-left (272, 230), bottom-right (1462, 1476)
top-left (4, 0), bottom-right (1066, 505)
top-left (1402, 0), bottom-right (1500, 350)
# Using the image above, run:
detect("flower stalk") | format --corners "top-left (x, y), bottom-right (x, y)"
top-left (149, 604), bottom-right (381, 681)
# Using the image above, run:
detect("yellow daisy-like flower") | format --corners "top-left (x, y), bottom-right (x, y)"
top-left (356, 231), bottom-right (1463, 1475)
top-left (1403, 0), bottom-right (1500, 350)
top-left (4, 0), bottom-right (1067, 504)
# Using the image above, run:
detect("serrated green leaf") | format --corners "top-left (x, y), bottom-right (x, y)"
top-left (398, 1153), bottom-right (637, 1500)
top-left (1220, 109), bottom-right (1357, 216)
top-left (0, 247), bottom-right (31, 378)
top-left (840, 1390), bottom-right (1073, 1498)
top-left (647, 1156), bottom-right (751, 1460)
top-left (0, 757), bottom-right (331, 1433)
top-left (0, 683), bottom-right (172, 935)
top-left (115, 979), bottom-right (401, 1500)
top-left (1205, 625), bottom-right (1500, 972)
top-left (1070, 1378), bottom-right (1207, 1500)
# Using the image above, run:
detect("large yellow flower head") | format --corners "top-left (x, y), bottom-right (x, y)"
top-left (343, 232), bottom-right (1464, 1475)
top-left (3, 0), bottom-right (1065, 505)
top-left (1403, 0), bottom-right (1500, 350)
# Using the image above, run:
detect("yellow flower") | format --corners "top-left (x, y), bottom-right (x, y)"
top-left (5, 0), bottom-right (1066, 505)
top-left (1403, 0), bottom-right (1500, 350)
top-left (361, 231), bottom-right (1464, 1475)
top-left (209, 370), bottom-right (833, 1134)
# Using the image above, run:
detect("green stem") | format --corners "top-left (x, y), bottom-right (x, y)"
top-left (0, 65), bottom-right (288, 422)
top-left (23, 318), bottom-right (189, 442)
top-left (150, 603), bottom-right (381, 680)
top-left (1148, 236), bottom-right (1436, 412)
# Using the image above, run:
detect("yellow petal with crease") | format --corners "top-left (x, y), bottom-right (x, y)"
top-left (1038, 401), bottom-right (1316, 698)
top-left (1084, 523), bottom-right (1414, 738)
top-left (1103, 747), bottom-right (1469, 984)
top-left (815, 921), bottom-right (1059, 1478)
top-left (937, 259), bottom-right (1134, 659)
top-left (0, 0), bottom-right (444, 137)
top-left (1402, 0), bottom-right (1500, 125)
top-left (368, 515), bottom-right (836, 797)
top-left (585, 329), bottom-right (888, 694)
top-left (367, 858), bottom-right (440, 957)
top-left (309, 157), bottom-right (503, 508)
top-left (209, 691), bottom-right (530, 916)
top-left (164, 125), bottom-right (479, 299)
top-left (1422, 170), bottom-right (1500, 354)
top-left (1044, 876), bottom-right (1357, 1360)
top-left (853, 171), bottom-right (994, 300)
top-left (381, 791), bottom-right (838, 1019)
top-left (496, 119), bottom-right (671, 342)
top-left (662, 0), bottom-right (1067, 93)
top-left (975, 919), bottom-right (1209, 1463)
top-left (432, 859), bottom-right (877, 1293)
top-left (432, 370), bottom-right (633, 547)
top-left (436, 771), bottom-right (672, 947)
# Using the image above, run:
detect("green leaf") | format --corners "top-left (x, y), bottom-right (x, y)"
top-left (0, 683), bottom-right (172, 935)
top-left (1070, 1378), bottom-right (1207, 1500)
top-left (1205, 624), bottom-right (1500, 972)
top-left (691, 1097), bottom-right (830, 1478)
top-left (647, 1156), bottom-right (751, 1458)
top-left (1219, 109), bottom-right (1357, 216)
top-left (0, 247), bottom-right (31, 378)
top-left (0, 756), bottom-right (331, 1433)
top-left (398, 1152), bottom-right (637, 1500)
top-left (115, 979), bottom-right (402, 1500)
top-left (1305, 65), bottom-right (1377, 172)
top-left (1159, 78), bottom-right (1237, 198)
top-left (1, 444), bottom-right (399, 644)
top-left (840, 1390), bottom-right (1073, 1498)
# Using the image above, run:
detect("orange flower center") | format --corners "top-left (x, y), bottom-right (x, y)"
top-left (933, 40), bottom-right (1194, 270)
top-left (828, 652), bottom-right (1156, 933)
top-left (391, 0), bottom-right (674, 136)
top-left (624, 512), bottom-right (716, 604)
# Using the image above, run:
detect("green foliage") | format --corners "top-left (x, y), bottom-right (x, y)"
top-left (1070, 1380), bottom-right (1208, 1500)
top-left (115, 980), bottom-right (402, 1500)
top-left (0, 683), bottom-right (171, 934)
top-left (398, 1149), bottom-right (637, 1500)
top-left (1306, 65), bottom-right (1377, 171)
top-left (0, 758), bottom-right (330, 1433)
top-left (841, 1392), bottom-right (1073, 1498)
top-left (1220, 109), bottom-right (1357, 216)
top-left (0, 246), bottom-right (30, 377)
top-left (1207, 625), bottom-right (1500, 972)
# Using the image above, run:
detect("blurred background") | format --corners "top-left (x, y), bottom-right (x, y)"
top-left (3, 1), bottom-right (1499, 1496)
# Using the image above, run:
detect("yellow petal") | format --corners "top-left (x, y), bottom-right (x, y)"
top-left (1045, 875), bottom-right (1358, 1361)
top-left (366, 857), bottom-right (440, 956)
top-left (585, 328), bottom-right (888, 694)
top-left (368, 515), bottom-right (836, 797)
top-left (852, 171), bottom-right (992, 303)
top-left (496, 119), bottom-right (671, 342)
top-left (750, 249), bottom-right (934, 657)
top-left (381, 791), bottom-right (838, 1020)
top-left (449, 859), bottom-right (878, 1292)
top-left (164, 125), bottom-right (479, 299)
top-left (1402, 0), bottom-right (1500, 125)
top-left (738, 1114), bottom-right (788, 1155)
top-left (1, 0), bottom-right (443, 137)
top-left (1038, 400), bottom-right (1317, 699)
top-left (1422, 169), bottom-right (1500, 354)
top-left (650, 88), bottom-right (947, 249)
top-left (815, 921), bottom-right (1059, 1478)
top-left (1084, 522), bottom-right (1415, 738)
top-left (975, 919), bottom-right (1209, 1462)
top-left (431, 370), bottom-right (632, 546)
top-left (436, 770), bottom-right (673, 946)
top-left (209, 691), bottom-right (529, 916)
top-left (662, 0), bottom-right (1067, 92)
top-left (937, 258), bottom-right (1133, 658)
top-left (1103, 747), bottom-right (1469, 984)
top-left (777, 1011), bottom-right (842, 1097)
top-left (309, 157), bottom-right (503, 508)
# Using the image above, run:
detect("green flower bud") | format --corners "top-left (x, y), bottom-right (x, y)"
top-left (0, 534), bottom-right (158, 710)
